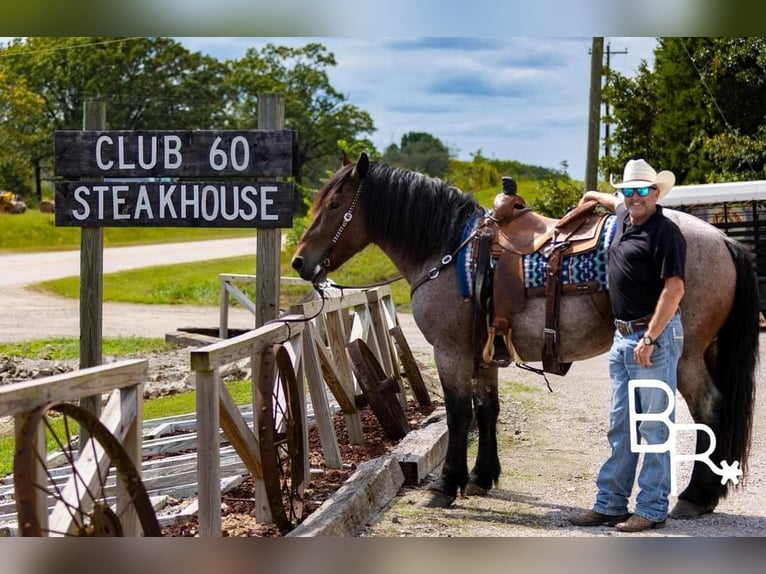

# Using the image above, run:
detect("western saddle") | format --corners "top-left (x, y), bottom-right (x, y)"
top-left (474, 177), bottom-right (610, 375)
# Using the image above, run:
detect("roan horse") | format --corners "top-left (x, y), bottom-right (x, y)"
top-left (291, 153), bottom-right (759, 518)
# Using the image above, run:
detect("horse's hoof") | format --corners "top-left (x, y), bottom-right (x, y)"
top-left (670, 499), bottom-right (715, 519)
top-left (418, 490), bottom-right (455, 508)
top-left (464, 482), bottom-right (488, 496)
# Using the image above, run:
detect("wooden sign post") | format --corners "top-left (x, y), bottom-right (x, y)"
top-left (54, 103), bottom-right (298, 414)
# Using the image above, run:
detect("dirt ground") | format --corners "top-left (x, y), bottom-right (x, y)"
top-left (362, 337), bottom-right (766, 537)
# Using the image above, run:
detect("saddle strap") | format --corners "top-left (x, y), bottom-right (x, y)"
top-left (542, 245), bottom-right (572, 376)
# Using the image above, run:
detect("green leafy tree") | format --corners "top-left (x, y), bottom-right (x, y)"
top-left (381, 131), bottom-right (450, 178)
top-left (0, 70), bottom-right (46, 197)
top-left (0, 37), bottom-right (229, 200)
top-left (528, 161), bottom-right (582, 218)
top-left (604, 37), bottom-right (766, 183)
top-left (225, 42), bottom-right (376, 189)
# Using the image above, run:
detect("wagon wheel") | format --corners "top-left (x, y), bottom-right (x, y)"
top-left (256, 344), bottom-right (305, 531)
top-left (389, 324), bottom-right (431, 406)
top-left (347, 339), bottom-right (410, 440)
top-left (13, 401), bottom-right (161, 537)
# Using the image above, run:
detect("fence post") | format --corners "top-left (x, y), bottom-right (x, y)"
top-left (79, 100), bottom-right (105, 423)
top-left (256, 93), bottom-right (284, 327)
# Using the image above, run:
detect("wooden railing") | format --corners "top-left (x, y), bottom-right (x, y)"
top-left (218, 273), bottom-right (308, 337)
top-left (0, 360), bottom-right (148, 536)
top-left (190, 285), bottom-right (408, 537)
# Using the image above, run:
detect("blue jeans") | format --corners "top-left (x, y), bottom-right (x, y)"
top-left (592, 313), bottom-right (684, 522)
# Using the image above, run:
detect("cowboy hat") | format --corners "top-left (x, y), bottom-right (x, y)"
top-left (610, 158), bottom-right (676, 200)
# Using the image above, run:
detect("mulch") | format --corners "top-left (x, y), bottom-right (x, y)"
top-left (161, 401), bottom-right (437, 537)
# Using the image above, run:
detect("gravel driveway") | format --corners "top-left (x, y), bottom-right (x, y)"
top-left (363, 337), bottom-right (766, 537)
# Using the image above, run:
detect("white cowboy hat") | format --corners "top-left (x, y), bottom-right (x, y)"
top-left (610, 158), bottom-right (676, 200)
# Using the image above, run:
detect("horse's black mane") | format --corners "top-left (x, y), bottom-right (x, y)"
top-left (363, 162), bottom-right (483, 262)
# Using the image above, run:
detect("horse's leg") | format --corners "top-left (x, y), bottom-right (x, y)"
top-left (466, 366), bottom-right (501, 495)
top-left (419, 346), bottom-right (474, 507)
top-left (672, 353), bottom-right (724, 518)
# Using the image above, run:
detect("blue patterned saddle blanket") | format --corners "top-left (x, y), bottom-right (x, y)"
top-left (457, 213), bottom-right (618, 298)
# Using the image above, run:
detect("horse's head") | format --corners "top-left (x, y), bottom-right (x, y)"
top-left (291, 152), bottom-right (372, 283)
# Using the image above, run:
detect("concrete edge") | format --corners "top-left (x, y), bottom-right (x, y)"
top-left (288, 408), bottom-right (448, 537)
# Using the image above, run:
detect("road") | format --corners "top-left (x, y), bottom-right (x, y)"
top-left (0, 237), bottom-right (264, 342)
top-left (0, 237), bottom-right (258, 288)
top-left (0, 238), bottom-right (431, 353)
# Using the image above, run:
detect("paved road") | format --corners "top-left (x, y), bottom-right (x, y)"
top-left (0, 238), bottom-right (264, 342)
top-left (0, 237), bottom-right (432, 353)
top-left (0, 237), bottom-right (258, 288)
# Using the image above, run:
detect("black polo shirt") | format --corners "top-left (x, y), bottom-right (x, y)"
top-left (608, 204), bottom-right (686, 321)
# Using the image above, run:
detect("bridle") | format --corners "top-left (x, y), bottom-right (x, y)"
top-left (322, 176), bottom-right (365, 271)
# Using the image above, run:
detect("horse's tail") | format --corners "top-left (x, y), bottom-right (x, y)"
top-left (715, 237), bottom-right (759, 478)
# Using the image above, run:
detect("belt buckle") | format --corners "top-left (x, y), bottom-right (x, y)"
top-left (614, 319), bottom-right (631, 336)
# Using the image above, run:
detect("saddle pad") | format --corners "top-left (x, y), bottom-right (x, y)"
top-left (523, 214), bottom-right (617, 291)
top-left (457, 212), bottom-right (486, 299)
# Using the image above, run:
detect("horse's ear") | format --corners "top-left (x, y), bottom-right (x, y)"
top-left (352, 152), bottom-right (369, 179)
top-left (342, 150), bottom-right (351, 166)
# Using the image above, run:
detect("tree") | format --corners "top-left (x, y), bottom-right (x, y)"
top-left (603, 37), bottom-right (766, 184)
top-left (381, 131), bottom-right (450, 178)
top-left (528, 161), bottom-right (582, 217)
top-left (0, 37), bottom-right (230, 199)
top-left (0, 70), bottom-right (46, 198)
top-left (224, 43), bottom-right (376, 188)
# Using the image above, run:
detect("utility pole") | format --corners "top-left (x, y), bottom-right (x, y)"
top-left (603, 41), bottom-right (628, 159)
top-left (585, 37), bottom-right (603, 192)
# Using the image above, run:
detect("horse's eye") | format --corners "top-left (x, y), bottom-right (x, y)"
top-left (328, 201), bottom-right (341, 210)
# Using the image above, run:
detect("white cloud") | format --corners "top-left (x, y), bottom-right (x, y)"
top-left (181, 36), bottom-right (658, 180)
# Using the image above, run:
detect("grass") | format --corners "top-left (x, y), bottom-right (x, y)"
top-left (34, 243), bottom-right (412, 311)
top-left (0, 337), bottom-right (177, 360)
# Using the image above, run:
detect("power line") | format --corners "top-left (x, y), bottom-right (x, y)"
top-left (602, 41), bottom-right (628, 159)
top-left (0, 37), bottom-right (146, 59)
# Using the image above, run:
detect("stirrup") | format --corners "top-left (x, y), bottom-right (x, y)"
top-left (481, 328), bottom-right (512, 368)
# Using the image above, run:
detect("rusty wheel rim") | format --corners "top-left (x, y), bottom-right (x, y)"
top-left (13, 401), bottom-right (161, 537)
top-left (256, 344), bottom-right (305, 531)
top-left (348, 338), bottom-right (410, 440)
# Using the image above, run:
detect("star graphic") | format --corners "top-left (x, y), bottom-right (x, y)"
top-left (717, 460), bottom-right (742, 486)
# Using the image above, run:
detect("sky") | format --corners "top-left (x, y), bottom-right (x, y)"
top-left (178, 37), bottom-right (658, 181)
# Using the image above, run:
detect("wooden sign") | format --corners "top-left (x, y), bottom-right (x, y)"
top-left (54, 180), bottom-right (293, 228)
top-left (54, 130), bottom-right (298, 178)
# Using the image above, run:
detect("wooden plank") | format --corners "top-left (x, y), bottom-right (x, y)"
top-left (54, 129), bottom-right (298, 178)
top-left (366, 290), bottom-right (406, 407)
top-left (313, 339), bottom-right (356, 414)
top-left (302, 323), bottom-right (342, 469)
top-left (219, 384), bottom-right (263, 479)
top-left (190, 319), bottom-right (305, 372)
top-left (78, 100), bottom-right (105, 427)
top-left (323, 310), bottom-right (364, 445)
top-left (54, 181), bottom-right (293, 228)
top-left (0, 360), bottom-right (148, 418)
top-left (195, 369), bottom-right (221, 537)
top-left (290, 290), bottom-right (370, 318)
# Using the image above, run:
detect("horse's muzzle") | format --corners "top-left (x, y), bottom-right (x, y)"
top-left (291, 255), bottom-right (325, 283)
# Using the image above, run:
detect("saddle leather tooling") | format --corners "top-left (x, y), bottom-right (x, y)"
top-left (474, 178), bottom-right (609, 374)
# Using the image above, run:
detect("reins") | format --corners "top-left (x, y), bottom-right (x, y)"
top-left (409, 227), bottom-right (480, 297)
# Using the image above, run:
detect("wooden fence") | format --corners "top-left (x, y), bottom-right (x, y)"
top-left (190, 284), bottom-right (412, 537)
top-left (0, 285), bottom-right (422, 536)
top-left (0, 360), bottom-right (148, 536)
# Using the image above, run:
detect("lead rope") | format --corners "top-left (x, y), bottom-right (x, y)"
top-left (515, 362), bottom-right (554, 393)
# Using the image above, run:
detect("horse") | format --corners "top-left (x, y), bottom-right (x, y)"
top-left (291, 152), bottom-right (759, 518)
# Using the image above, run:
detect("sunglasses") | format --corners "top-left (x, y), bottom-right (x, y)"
top-left (621, 186), bottom-right (655, 197)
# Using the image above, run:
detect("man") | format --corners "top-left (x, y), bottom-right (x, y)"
top-left (568, 158), bottom-right (686, 533)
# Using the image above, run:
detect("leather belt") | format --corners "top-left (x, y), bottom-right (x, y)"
top-left (614, 314), bottom-right (653, 336)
